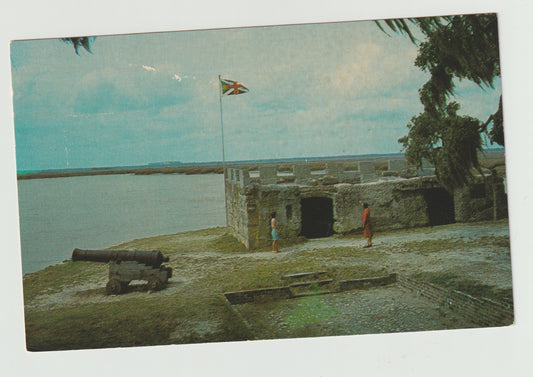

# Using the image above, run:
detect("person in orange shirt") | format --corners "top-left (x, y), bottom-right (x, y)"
top-left (359, 200), bottom-right (373, 248)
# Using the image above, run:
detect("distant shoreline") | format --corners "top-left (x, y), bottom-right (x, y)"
top-left (17, 149), bottom-right (505, 181)
top-left (17, 165), bottom-right (225, 180)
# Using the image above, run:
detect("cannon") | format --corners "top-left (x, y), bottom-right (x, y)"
top-left (72, 248), bottom-right (173, 294)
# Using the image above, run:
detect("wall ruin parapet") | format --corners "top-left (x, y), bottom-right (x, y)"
top-left (224, 159), bottom-right (507, 250)
top-left (224, 158), bottom-right (417, 189)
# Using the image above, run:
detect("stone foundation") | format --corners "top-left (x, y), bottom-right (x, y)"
top-left (397, 275), bottom-right (513, 327)
top-left (222, 273), bottom-right (512, 340)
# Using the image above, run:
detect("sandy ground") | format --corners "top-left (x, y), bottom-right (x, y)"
top-left (25, 220), bottom-right (512, 312)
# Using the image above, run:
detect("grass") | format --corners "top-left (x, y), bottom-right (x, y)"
top-left (23, 261), bottom-right (107, 302)
top-left (484, 236), bottom-right (511, 248)
top-left (398, 235), bottom-right (510, 255)
top-left (400, 239), bottom-right (465, 255)
top-left (25, 298), bottom-right (175, 350)
top-left (25, 293), bottom-right (251, 351)
top-left (219, 256), bottom-right (385, 293)
top-left (209, 233), bottom-right (248, 254)
top-left (110, 227), bottom-right (225, 253)
top-left (300, 246), bottom-right (387, 259)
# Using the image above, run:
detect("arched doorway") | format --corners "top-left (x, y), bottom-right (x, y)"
top-left (423, 188), bottom-right (455, 225)
top-left (300, 197), bottom-right (334, 238)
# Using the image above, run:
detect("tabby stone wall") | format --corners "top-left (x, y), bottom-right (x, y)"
top-left (398, 275), bottom-right (513, 327)
top-left (224, 161), bottom-right (507, 250)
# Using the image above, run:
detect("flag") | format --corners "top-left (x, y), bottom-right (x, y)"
top-left (220, 77), bottom-right (249, 96)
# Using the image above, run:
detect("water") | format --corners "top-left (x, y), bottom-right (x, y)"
top-left (17, 174), bottom-right (225, 275)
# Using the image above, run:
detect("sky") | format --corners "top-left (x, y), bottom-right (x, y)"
top-left (10, 19), bottom-right (502, 172)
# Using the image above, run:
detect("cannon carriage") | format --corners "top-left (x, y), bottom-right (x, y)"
top-left (72, 248), bottom-right (173, 294)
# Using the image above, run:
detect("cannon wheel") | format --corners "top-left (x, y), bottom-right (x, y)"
top-left (147, 278), bottom-right (164, 291)
top-left (106, 279), bottom-right (123, 295)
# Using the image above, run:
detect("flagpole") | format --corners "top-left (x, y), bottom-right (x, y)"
top-left (218, 75), bottom-right (228, 228)
top-left (218, 75), bottom-right (226, 164)
top-left (218, 76), bottom-right (248, 228)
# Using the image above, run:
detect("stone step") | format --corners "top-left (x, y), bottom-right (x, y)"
top-left (281, 271), bottom-right (328, 282)
top-left (289, 279), bottom-right (335, 295)
top-left (293, 290), bottom-right (336, 297)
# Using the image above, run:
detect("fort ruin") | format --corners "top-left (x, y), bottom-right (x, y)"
top-left (224, 158), bottom-right (508, 249)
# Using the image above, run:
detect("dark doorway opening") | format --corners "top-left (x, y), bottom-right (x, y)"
top-left (423, 188), bottom-right (455, 226)
top-left (300, 197), bottom-right (334, 238)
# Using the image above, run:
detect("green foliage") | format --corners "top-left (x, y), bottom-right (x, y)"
top-left (60, 37), bottom-right (95, 55)
top-left (415, 15), bottom-right (500, 91)
top-left (403, 101), bottom-right (483, 190)
top-left (379, 14), bottom-right (503, 190)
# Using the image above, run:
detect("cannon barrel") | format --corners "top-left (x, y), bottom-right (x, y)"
top-left (72, 248), bottom-right (169, 267)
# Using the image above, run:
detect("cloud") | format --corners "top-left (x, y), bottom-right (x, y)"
top-left (142, 65), bottom-right (157, 72)
top-left (328, 42), bottom-right (422, 96)
top-left (66, 64), bottom-right (196, 116)
top-left (331, 43), bottom-right (384, 90)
